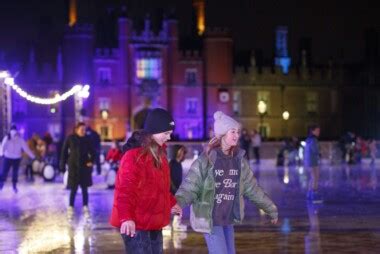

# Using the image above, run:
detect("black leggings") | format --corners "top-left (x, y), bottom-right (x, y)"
top-left (69, 184), bottom-right (89, 207)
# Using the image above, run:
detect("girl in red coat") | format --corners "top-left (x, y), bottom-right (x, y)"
top-left (106, 140), bottom-right (123, 164)
top-left (110, 108), bottom-right (182, 254)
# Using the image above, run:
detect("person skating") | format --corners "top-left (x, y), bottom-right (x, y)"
top-left (368, 138), bottom-right (377, 165)
top-left (86, 126), bottom-right (102, 175)
top-left (0, 125), bottom-right (35, 193)
top-left (175, 111), bottom-right (278, 254)
top-left (167, 145), bottom-right (188, 232)
top-left (251, 129), bottom-right (261, 164)
top-left (60, 122), bottom-right (95, 220)
top-left (110, 108), bottom-right (182, 254)
top-left (304, 124), bottom-right (322, 203)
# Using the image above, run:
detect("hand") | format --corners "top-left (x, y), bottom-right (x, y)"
top-left (171, 203), bottom-right (182, 217)
top-left (271, 218), bottom-right (278, 225)
top-left (120, 220), bottom-right (136, 237)
top-left (86, 162), bottom-right (93, 167)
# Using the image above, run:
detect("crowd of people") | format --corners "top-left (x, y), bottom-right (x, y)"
top-left (239, 129), bottom-right (378, 168)
top-left (2, 108), bottom-right (378, 253)
top-left (339, 132), bottom-right (377, 165)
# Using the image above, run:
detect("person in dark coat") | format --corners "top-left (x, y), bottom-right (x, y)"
top-left (86, 126), bottom-right (101, 175)
top-left (167, 145), bottom-right (188, 231)
top-left (60, 122), bottom-right (95, 220)
top-left (239, 128), bottom-right (251, 160)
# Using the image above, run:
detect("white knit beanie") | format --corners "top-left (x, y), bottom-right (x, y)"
top-left (213, 111), bottom-right (241, 138)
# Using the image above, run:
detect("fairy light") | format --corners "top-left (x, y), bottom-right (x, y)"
top-left (0, 71), bottom-right (9, 78)
top-left (2, 76), bottom-right (90, 105)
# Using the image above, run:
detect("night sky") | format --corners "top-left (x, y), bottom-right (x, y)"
top-left (0, 0), bottom-right (379, 65)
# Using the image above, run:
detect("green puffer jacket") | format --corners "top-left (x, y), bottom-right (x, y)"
top-left (175, 148), bottom-right (278, 233)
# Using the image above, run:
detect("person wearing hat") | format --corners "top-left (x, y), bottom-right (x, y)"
top-left (175, 111), bottom-right (278, 254)
top-left (110, 108), bottom-right (182, 254)
top-left (0, 125), bottom-right (35, 193)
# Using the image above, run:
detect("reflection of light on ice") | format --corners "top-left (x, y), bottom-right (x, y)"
top-left (283, 167), bottom-right (289, 184)
top-left (173, 232), bottom-right (187, 249)
top-left (74, 228), bottom-right (85, 251)
top-left (162, 229), bottom-right (188, 250)
top-left (162, 227), bottom-right (171, 250)
top-left (18, 219), bottom-right (71, 253)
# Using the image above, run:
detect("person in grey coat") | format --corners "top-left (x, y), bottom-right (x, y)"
top-left (176, 111), bottom-right (278, 254)
top-left (304, 124), bottom-right (322, 202)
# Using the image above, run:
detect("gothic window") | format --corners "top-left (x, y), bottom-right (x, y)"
top-left (306, 92), bottom-right (318, 114)
top-left (136, 58), bottom-right (161, 80)
top-left (98, 97), bottom-right (110, 110)
top-left (185, 69), bottom-right (197, 85)
top-left (186, 98), bottom-right (198, 114)
top-left (98, 67), bottom-right (111, 84)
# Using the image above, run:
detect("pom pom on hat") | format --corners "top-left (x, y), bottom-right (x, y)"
top-left (213, 111), bottom-right (241, 138)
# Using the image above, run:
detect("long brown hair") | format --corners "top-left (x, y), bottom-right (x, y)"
top-left (205, 136), bottom-right (239, 158)
top-left (137, 131), bottom-right (166, 169)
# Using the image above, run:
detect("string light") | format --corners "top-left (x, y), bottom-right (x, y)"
top-left (0, 71), bottom-right (9, 78)
top-left (1, 72), bottom-right (90, 105)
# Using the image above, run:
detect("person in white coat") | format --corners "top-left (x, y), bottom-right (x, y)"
top-left (0, 125), bottom-right (35, 193)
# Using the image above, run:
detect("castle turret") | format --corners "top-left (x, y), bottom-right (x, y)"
top-left (204, 28), bottom-right (233, 85)
top-left (203, 27), bottom-right (233, 136)
top-left (164, 16), bottom-right (179, 112)
top-left (62, 0), bottom-right (94, 134)
top-left (193, 0), bottom-right (205, 36)
top-left (274, 26), bottom-right (291, 74)
top-left (118, 7), bottom-right (132, 86)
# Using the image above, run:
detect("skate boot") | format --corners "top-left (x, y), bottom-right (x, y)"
top-left (83, 206), bottom-right (91, 220)
top-left (67, 206), bottom-right (74, 220)
top-left (13, 183), bottom-right (18, 194)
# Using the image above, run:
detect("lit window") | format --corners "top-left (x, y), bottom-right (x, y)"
top-left (98, 97), bottom-right (110, 110)
top-left (136, 58), bottom-right (161, 79)
top-left (100, 126), bottom-right (110, 140)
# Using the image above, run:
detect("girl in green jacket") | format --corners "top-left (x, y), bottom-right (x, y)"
top-left (176, 111), bottom-right (278, 254)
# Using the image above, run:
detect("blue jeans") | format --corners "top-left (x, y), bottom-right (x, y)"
top-left (204, 225), bottom-right (236, 254)
top-left (121, 230), bottom-right (163, 254)
top-left (0, 158), bottom-right (21, 186)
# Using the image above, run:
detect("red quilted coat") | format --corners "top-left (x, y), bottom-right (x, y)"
top-left (110, 147), bottom-right (177, 230)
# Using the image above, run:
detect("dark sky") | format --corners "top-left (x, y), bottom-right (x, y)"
top-left (0, 0), bottom-right (379, 66)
